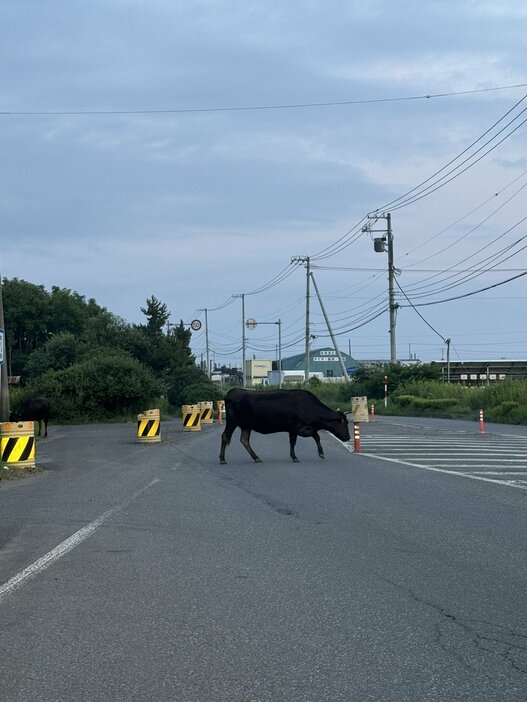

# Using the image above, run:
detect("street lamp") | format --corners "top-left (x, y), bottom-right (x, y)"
top-left (245, 318), bottom-right (282, 388)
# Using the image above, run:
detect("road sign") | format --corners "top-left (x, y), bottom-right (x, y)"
top-left (190, 319), bottom-right (202, 331)
top-left (0, 328), bottom-right (4, 365)
top-left (246, 318), bottom-right (257, 330)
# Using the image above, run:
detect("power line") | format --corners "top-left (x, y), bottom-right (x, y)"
top-left (244, 261), bottom-right (301, 296)
top-left (395, 278), bottom-right (447, 343)
top-left (308, 94), bottom-right (527, 266)
top-left (401, 168), bottom-right (527, 264)
top-left (3, 83), bottom-right (526, 117)
top-left (373, 92), bottom-right (527, 213)
top-left (404, 220), bottom-right (527, 298)
top-left (399, 270), bottom-right (527, 307)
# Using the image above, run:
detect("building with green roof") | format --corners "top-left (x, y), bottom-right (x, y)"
top-left (280, 346), bottom-right (360, 380)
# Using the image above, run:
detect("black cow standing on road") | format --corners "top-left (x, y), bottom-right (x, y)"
top-left (219, 388), bottom-right (350, 464)
top-left (11, 398), bottom-right (50, 438)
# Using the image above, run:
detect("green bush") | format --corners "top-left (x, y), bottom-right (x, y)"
top-left (390, 394), bottom-right (459, 410)
top-left (177, 382), bottom-right (223, 407)
top-left (396, 395), bottom-right (415, 407)
top-left (27, 350), bottom-right (161, 422)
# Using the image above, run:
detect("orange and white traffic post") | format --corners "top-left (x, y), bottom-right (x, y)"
top-left (479, 409), bottom-right (485, 434)
top-left (353, 422), bottom-right (361, 453)
top-left (370, 402), bottom-right (375, 422)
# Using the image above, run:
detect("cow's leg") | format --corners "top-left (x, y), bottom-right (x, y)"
top-left (36, 419), bottom-right (42, 438)
top-left (313, 431), bottom-right (325, 459)
top-left (219, 422), bottom-right (237, 464)
top-left (240, 429), bottom-right (262, 463)
top-left (289, 432), bottom-right (299, 462)
top-left (43, 418), bottom-right (48, 438)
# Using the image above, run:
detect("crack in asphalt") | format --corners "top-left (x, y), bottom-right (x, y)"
top-left (377, 574), bottom-right (527, 677)
top-left (219, 473), bottom-right (301, 519)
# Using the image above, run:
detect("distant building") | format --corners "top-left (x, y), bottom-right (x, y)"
top-left (433, 359), bottom-right (527, 384)
top-left (279, 347), bottom-right (360, 381)
top-left (244, 358), bottom-right (272, 386)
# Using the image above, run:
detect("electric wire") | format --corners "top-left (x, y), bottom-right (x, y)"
top-left (404, 180), bottom-right (527, 269)
top-left (388, 111), bottom-right (527, 212)
top-left (303, 95), bottom-right (527, 269)
top-left (244, 261), bottom-right (301, 296)
top-left (402, 168), bottom-right (527, 263)
top-left (4, 83), bottom-right (526, 117)
top-left (403, 214), bottom-right (527, 292)
top-left (404, 219), bottom-right (527, 297)
top-left (373, 92), bottom-right (527, 213)
top-left (395, 278), bottom-right (447, 343)
top-left (399, 269), bottom-right (527, 308)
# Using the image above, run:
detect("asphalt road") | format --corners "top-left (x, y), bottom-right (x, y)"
top-left (0, 416), bottom-right (526, 701)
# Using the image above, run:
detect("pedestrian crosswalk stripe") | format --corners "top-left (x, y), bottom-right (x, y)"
top-left (359, 428), bottom-right (527, 491)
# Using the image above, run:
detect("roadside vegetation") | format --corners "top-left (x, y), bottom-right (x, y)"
top-left (304, 367), bottom-right (527, 426)
top-left (4, 277), bottom-right (527, 426)
top-left (4, 278), bottom-right (221, 423)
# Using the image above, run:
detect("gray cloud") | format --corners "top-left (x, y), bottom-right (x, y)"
top-left (1, 0), bottom-right (526, 362)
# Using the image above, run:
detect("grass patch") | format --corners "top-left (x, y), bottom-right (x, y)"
top-left (375, 380), bottom-right (527, 425)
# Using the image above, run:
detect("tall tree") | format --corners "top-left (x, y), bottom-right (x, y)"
top-left (140, 296), bottom-right (170, 337)
top-left (3, 278), bottom-right (51, 373)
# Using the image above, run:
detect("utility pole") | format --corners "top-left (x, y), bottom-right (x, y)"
top-left (234, 294), bottom-right (246, 387)
top-left (446, 338), bottom-right (451, 383)
top-left (0, 276), bottom-right (8, 421)
top-left (205, 308), bottom-right (210, 378)
top-left (310, 271), bottom-right (349, 381)
top-left (386, 212), bottom-right (397, 364)
top-left (198, 308), bottom-right (210, 378)
top-left (277, 319), bottom-right (282, 388)
top-left (365, 212), bottom-right (398, 363)
top-left (291, 255), bottom-right (310, 382)
top-left (245, 318), bottom-right (282, 388)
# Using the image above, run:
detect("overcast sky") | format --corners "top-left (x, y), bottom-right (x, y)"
top-left (2, 1), bottom-right (527, 366)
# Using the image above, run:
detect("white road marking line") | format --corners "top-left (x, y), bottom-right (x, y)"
top-left (371, 421), bottom-right (527, 440)
top-left (361, 439), bottom-right (527, 446)
top-left (372, 457), bottom-right (527, 463)
top-left (466, 471), bottom-right (527, 475)
top-left (0, 478), bottom-right (160, 603)
top-left (360, 453), bottom-right (527, 491)
top-left (431, 465), bottom-right (527, 470)
top-left (362, 446), bottom-right (527, 454)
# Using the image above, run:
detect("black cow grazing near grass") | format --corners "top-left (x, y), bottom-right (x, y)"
top-left (219, 388), bottom-right (350, 464)
top-left (11, 398), bottom-right (50, 438)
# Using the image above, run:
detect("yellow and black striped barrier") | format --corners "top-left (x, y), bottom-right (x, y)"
top-left (1, 421), bottom-right (36, 469)
top-left (182, 404), bottom-right (201, 432)
top-left (199, 401), bottom-right (214, 424)
top-left (137, 409), bottom-right (161, 443)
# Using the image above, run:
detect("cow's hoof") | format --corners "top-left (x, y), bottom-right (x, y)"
top-left (319, 454), bottom-right (325, 460)
top-left (220, 459), bottom-right (227, 465)
top-left (254, 458), bottom-right (262, 463)
top-left (292, 458), bottom-right (299, 463)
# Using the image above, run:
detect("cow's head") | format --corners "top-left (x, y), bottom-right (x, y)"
top-left (331, 411), bottom-right (350, 441)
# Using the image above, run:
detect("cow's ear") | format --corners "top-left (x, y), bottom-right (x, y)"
top-left (336, 407), bottom-right (340, 412)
